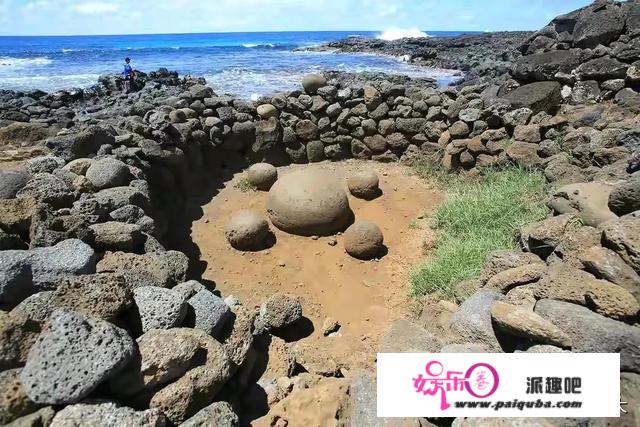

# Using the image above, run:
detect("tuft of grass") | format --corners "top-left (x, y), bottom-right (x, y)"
top-left (234, 177), bottom-right (255, 193)
top-left (410, 166), bottom-right (548, 297)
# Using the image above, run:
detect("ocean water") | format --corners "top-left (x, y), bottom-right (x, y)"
top-left (0, 31), bottom-right (468, 99)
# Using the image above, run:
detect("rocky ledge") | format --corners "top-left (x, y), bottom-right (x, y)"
top-left (309, 31), bottom-right (532, 82)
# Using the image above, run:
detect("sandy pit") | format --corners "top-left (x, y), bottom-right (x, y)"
top-left (192, 160), bottom-right (443, 374)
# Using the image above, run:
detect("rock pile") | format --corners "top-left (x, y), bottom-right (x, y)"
top-left (516, 0), bottom-right (640, 106)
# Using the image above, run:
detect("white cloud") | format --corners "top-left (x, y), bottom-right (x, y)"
top-left (73, 1), bottom-right (119, 14)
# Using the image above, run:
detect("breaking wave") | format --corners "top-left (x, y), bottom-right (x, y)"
top-left (377, 28), bottom-right (429, 41)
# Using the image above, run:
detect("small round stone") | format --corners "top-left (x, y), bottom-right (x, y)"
top-left (347, 170), bottom-right (380, 199)
top-left (301, 74), bottom-right (327, 94)
top-left (247, 163), bottom-right (278, 191)
top-left (256, 104), bottom-right (278, 119)
top-left (224, 209), bottom-right (270, 250)
top-left (343, 221), bottom-right (384, 260)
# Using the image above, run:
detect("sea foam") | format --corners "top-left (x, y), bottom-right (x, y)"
top-left (0, 56), bottom-right (53, 68)
top-left (377, 28), bottom-right (429, 41)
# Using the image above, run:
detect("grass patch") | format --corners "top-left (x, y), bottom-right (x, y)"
top-left (410, 165), bottom-right (548, 297)
top-left (234, 177), bottom-right (255, 193)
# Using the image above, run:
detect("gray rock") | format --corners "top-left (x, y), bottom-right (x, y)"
top-left (0, 170), bottom-right (30, 200)
top-left (109, 205), bottom-right (145, 223)
top-left (256, 293), bottom-right (302, 331)
top-left (85, 158), bottom-right (130, 190)
top-left (440, 343), bottom-right (493, 353)
top-left (450, 289), bottom-right (503, 351)
top-left (10, 291), bottom-right (53, 324)
top-left (92, 186), bottom-right (150, 212)
top-left (134, 286), bottom-right (187, 332)
top-left (26, 156), bottom-right (65, 175)
top-left (187, 290), bottom-right (232, 338)
top-left (0, 239), bottom-right (96, 304)
top-left (306, 140), bottom-right (325, 162)
top-left (504, 82), bottom-right (562, 114)
top-left (50, 402), bottom-right (165, 427)
top-left (513, 50), bottom-right (583, 82)
top-left (609, 175), bottom-right (640, 216)
top-left (110, 328), bottom-right (200, 396)
top-left (575, 56), bottom-right (629, 81)
top-left (181, 401), bottom-right (239, 427)
top-left (46, 126), bottom-right (115, 161)
top-left (395, 118), bottom-right (426, 134)
top-left (379, 319), bottom-right (442, 353)
top-left (535, 299), bottom-right (640, 373)
top-left (89, 221), bottom-right (143, 252)
top-left (573, 2), bottom-right (626, 48)
top-left (172, 280), bottom-right (206, 300)
top-left (21, 309), bottom-right (135, 404)
top-left (350, 372), bottom-right (423, 427)
top-left (16, 173), bottom-right (74, 208)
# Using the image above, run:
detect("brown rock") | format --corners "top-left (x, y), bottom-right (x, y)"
top-left (491, 302), bottom-right (572, 348)
top-left (149, 329), bottom-right (231, 424)
top-left (0, 313), bottom-right (41, 371)
top-left (343, 221), bottom-right (384, 260)
top-left (534, 264), bottom-right (640, 320)
top-left (347, 170), bottom-right (380, 200)
top-left (580, 246), bottom-right (640, 299)
top-left (549, 182), bottom-right (617, 227)
top-left (484, 263), bottom-right (546, 293)
top-left (49, 273), bottom-right (132, 321)
top-left (479, 250), bottom-right (542, 285)
top-left (0, 368), bottom-right (40, 425)
top-left (602, 212), bottom-right (640, 272)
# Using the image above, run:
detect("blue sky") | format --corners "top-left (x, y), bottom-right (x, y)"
top-left (1, 0), bottom-right (592, 36)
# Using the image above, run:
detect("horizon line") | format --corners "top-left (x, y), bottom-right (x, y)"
top-left (0, 29), bottom-right (497, 38)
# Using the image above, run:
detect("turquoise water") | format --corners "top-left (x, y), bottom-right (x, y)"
top-left (0, 31), bottom-right (467, 98)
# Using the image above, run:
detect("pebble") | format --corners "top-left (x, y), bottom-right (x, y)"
top-left (277, 260), bottom-right (286, 267)
top-left (328, 238), bottom-right (337, 246)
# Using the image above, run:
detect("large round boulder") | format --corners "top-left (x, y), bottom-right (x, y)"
top-left (301, 74), bottom-right (327, 94)
top-left (347, 170), bottom-right (380, 200)
top-left (267, 169), bottom-right (351, 236)
top-left (344, 221), bottom-right (384, 260)
top-left (85, 158), bottom-right (130, 190)
top-left (247, 163), bottom-right (277, 191)
top-left (225, 209), bottom-right (270, 251)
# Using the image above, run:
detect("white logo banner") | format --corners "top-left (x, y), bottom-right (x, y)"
top-left (377, 353), bottom-right (620, 418)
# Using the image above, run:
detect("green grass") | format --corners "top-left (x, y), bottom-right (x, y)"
top-left (234, 177), bottom-right (255, 193)
top-left (410, 165), bottom-right (548, 297)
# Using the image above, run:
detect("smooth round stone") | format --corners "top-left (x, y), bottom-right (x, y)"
top-left (247, 163), bottom-right (278, 191)
top-left (224, 209), bottom-right (270, 250)
top-left (256, 104), bottom-right (278, 119)
top-left (267, 169), bottom-right (351, 236)
top-left (347, 170), bottom-right (380, 199)
top-left (343, 221), bottom-right (384, 260)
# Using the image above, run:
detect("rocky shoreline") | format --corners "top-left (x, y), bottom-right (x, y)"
top-left (307, 31), bottom-right (532, 83)
top-left (1, 0), bottom-right (640, 425)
